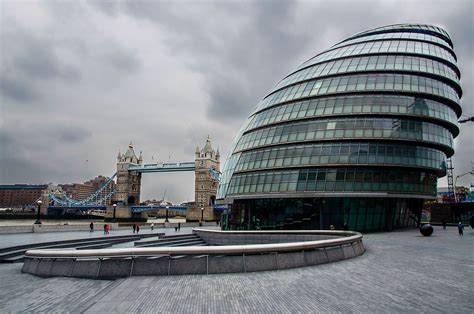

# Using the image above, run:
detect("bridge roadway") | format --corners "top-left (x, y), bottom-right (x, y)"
top-left (0, 226), bottom-right (472, 312)
top-left (128, 162), bottom-right (195, 173)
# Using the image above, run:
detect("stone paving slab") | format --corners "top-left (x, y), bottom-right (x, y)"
top-left (0, 226), bottom-right (472, 313)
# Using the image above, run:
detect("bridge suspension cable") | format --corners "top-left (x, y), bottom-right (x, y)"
top-left (47, 173), bottom-right (117, 206)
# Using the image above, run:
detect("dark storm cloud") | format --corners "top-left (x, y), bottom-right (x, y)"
top-left (0, 122), bottom-right (92, 184)
top-left (119, 0), bottom-right (311, 121)
top-left (59, 128), bottom-right (91, 143)
top-left (13, 37), bottom-right (80, 81)
top-left (0, 77), bottom-right (37, 102)
top-left (0, 20), bottom-right (81, 105)
top-left (0, 155), bottom-right (50, 184)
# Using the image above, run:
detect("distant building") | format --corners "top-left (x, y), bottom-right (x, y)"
top-left (218, 24), bottom-right (462, 232)
top-left (0, 184), bottom-right (48, 208)
top-left (58, 175), bottom-right (116, 205)
top-left (59, 183), bottom-right (96, 202)
top-left (84, 175), bottom-right (116, 205)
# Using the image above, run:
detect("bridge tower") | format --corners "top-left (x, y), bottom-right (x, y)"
top-left (187, 136), bottom-right (220, 222)
top-left (108, 142), bottom-right (143, 219)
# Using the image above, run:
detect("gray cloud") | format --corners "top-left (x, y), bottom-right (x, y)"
top-left (0, 20), bottom-right (81, 106)
top-left (119, 1), bottom-right (311, 121)
top-left (59, 128), bottom-right (91, 143)
top-left (0, 76), bottom-right (37, 102)
top-left (104, 48), bottom-right (141, 74)
top-left (1, 0), bottom-right (473, 202)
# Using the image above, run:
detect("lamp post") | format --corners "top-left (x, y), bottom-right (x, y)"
top-left (201, 204), bottom-right (204, 225)
top-left (34, 200), bottom-right (42, 224)
top-left (454, 171), bottom-right (474, 203)
top-left (165, 206), bottom-right (169, 223)
top-left (112, 204), bottom-right (117, 222)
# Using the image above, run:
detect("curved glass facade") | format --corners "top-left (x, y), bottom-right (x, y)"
top-left (219, 24), bottom-right (462, 232)
top-left (272, 55), bottom-right (460, 93)
top-left (235, 117), bottom-right (454, 153)
top-left (330, 32), bottom-right (454, 51)
top-left (227, 169), bottom-right (437, 195)
top-left (297, 40), bottom-right (457, 71)
top-left (234, 143), bottom-right (447, 173)
top-left (247, 95), bottom-right (459, 131)
top-left (255, 73), bottom-right (460, 113)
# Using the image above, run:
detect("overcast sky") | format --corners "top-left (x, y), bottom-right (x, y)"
top-left (1, 0), bottom-right (473, 203)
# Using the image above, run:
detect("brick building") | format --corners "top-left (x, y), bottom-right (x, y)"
top-left (0, 184), bottom-right (48, 208)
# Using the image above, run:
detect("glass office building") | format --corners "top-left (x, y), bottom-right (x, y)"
top-left (218, 24), bottom-right (462, 232)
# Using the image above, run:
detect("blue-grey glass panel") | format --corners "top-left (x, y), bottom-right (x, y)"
top-left (217, 153), bottom-right (241, 199)
top-left (234, 143), bottom-right (446, 173)
top-left (256, 73), bottom-right (460, 113)
top-left (297, 40), bottom-right (457, 71)
top-left (234, 117), bottom-right (453, 153)
top-left (227, 168), bottom-right (437, 195)
top-left (330, 32), bottom-right (453, 52)
top-left (273, 55), bottom-right (459, 93)
top-left (344, 24), bottom-right (450, 44)
top-left (247, 95), bottom-right (458, 131)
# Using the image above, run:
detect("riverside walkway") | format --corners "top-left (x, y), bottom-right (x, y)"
top-left (0, 226), bottom-right (472, 312)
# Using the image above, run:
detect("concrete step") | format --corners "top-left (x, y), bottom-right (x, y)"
top-left (0, 233), bottom-right (158, 254)
top-left (1, 243), bottom-right (114, 263)
top-left (0, 234), bottom-right (159, 263)
top-left (0, 238), bottom-right (124, 260)
top-left (134, 234), bottom-right (198, 245)
top-left (135, 236), bottom-right (202, 247)
top-left (160, 233), bottom-right (198, 239)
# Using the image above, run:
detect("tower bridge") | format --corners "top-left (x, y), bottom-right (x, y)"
top-left (42, 137), bottom-right (222, 222)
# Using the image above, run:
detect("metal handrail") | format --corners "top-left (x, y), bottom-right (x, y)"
top-left (24, 230), bottom-right (362, 260)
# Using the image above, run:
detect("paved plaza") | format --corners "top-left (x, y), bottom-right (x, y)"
top-left (0, 226), bottom-right (472, 313)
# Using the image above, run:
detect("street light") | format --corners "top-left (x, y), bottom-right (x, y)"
top-left (454, 171), bottom-right (474, 203)
top-left (34, 200), bottom-right (42, 224)
top-left (112, 204), bottom-right (117, 222)
top-left (200, 204), bottom-right (204, 225)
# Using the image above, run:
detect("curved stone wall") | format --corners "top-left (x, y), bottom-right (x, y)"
top-left (22, 229), bottom-right (365, 279)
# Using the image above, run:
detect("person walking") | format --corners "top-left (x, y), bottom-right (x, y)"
top-left (133, 224), bottom-right (136, 233)
top-left (136, 224), bottom-right (140, 233)
top-left (151, 223), bottom-right (154, 232)
top-left (178, 222), bottom-right (181, 231)
top-left (458, 222), bottom-right (464, 236)
top-left (90, 222), bottom-right (94, 232)
top-left (343, 222), bottom-right (349, 231)
top-left (442, 219), bottom-right (447, 230)
top-left (103, 223), bottom-right (107, 234)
